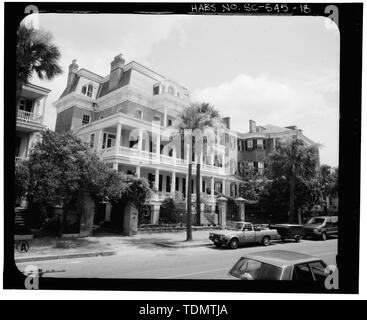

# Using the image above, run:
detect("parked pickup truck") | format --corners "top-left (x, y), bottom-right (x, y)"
top-left (209, 222), bottom-right (280, 249)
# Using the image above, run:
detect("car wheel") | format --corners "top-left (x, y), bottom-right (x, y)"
top-left (262, 236), bottom-right (270, 246)
top-left (281, 237), bottom-right (286, 242)
top-left (214, 243), bottom-right (221, 247)
top-left (229, 238), bottom-right (239, 249)
top-left (321, 232), bottom-right (327, 241)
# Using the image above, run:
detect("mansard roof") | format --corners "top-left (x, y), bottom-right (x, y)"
top-left (97, 68), bottom-right (132, 98)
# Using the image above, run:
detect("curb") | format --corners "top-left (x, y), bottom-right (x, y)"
top-left (153, 241), bottom-right (212, 248)
top-left (15, 250), bottom-right (116, 263)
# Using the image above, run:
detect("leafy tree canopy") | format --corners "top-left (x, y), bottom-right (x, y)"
top-left (268, 135), bottom-right (319, 223)
top-left (269, 135), bottom-right (319, 180)
top-left (15, 160), bottom-right (29, 204)
top-left (25, 130), bottom-right (151, 212)
top-left (175, 102), bottom-right (225, 132)
top-left (238, 164), bottom-right (270, 202)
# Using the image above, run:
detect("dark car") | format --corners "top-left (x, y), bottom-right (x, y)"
top-left (303, 216), bottom-right (338, 240)
top-left (269, 224), bottom-right (304, 242)
top-left (228, 250), bottom-right (331, 281)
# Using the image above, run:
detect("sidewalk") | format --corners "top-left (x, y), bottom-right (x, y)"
top-left (14, 229), bottom-right (213, 263)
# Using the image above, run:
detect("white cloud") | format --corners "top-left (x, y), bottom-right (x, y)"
top-left (194, 74), bottom-right (339, 166)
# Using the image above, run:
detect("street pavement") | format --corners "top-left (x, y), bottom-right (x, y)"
top-left (16, 238), bottom-right (337, 279)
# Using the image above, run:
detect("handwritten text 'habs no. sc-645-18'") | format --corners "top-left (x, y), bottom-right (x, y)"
top-left (190, 3), bottom-right (313, 14)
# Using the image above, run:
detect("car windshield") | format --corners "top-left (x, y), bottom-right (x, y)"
top-left (306, 218), bottom-right (325, 225)
top-left (226, 222), bottom-right (244, 231)
top-left (229, 257), bottom-right (283, 280)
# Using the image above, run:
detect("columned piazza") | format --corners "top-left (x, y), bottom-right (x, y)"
top-left (109, 161), bottom-right (241, 203)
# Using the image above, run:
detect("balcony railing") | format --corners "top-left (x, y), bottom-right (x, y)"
top-left (151, 191), bottom-right (214, 203)
top-left (99, 146), bottom-right (226, 174)
top-left (17, 110), bottom-right (42, 123)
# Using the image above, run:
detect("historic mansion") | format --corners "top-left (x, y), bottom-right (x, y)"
top-left (53, 54), bottom-right (317, 224)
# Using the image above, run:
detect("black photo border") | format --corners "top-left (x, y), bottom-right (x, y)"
top-left (3, 2), bottom-right (362, 294)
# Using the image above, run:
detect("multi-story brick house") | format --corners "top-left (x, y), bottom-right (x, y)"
top-left (54, 55), bottom-right (320, 228)
top-left (15, 83), bottom-right (51, 163)
top-left (54, 55), bottom-right (242, 224)
top-left (237, 120), bottom-right (319, 175)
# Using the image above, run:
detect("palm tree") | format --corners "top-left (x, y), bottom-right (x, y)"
top-left (319, 165), bottom-right (338, 213)
top-left (269, 136), bottom-right (319, 223)
top-left (16, 24), bottom-right (62, 106)
top-left (176, 103), bottom-right (225, 240)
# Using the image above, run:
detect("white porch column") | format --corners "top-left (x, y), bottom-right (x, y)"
top-left (156, 131), bottom-right (161, 160)
top-left (41, 95), bottom-right (47, 123)
top-left (210, 176), bottom-right (215, 214)
top-left (200, 175), bottom-right (203, 193)
top-left (211, 177), bottom-right (215, 201)
top-left (115, 123), bottom-right (122, 154)
top-left (211, 151), bottom-right (215, 167)
top-left (171, 171), bottom-right (176, 196)
top-left (164, 107), bottom-right (168, 128)
top-left (222, 179), bottom-right (226, 196)
top-left (155, 168), bottom-right (160, 191)
top-left (138, 128), bottom-right (143, 151)
top-left (96, 129), bottom-right (103, 151)
top-left (113, 162), bottom-right (118, 171)
top-left (136, 165), bottom-right (141, 178)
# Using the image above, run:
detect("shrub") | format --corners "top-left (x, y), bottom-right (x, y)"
top-left (15, 160), bottom-right (29, 205)
top-left (159, 198), bottom-right (185, 225)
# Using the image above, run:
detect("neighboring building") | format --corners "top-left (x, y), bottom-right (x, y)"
top-left (237, 120), bottom-right (319, 175)
top-left (15, 83), bottom-right (51, 163)
top-left (53, 55), bottom-right (242, 223)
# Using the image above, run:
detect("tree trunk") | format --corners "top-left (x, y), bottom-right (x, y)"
top-left (289, 175), bottom-right (296, 223)
top-left (196, 163), bottom-right (201, 225)
top-left (186, 163), bottom-right (193, 241)
top-left (297, 208), bottom-right (302, 225)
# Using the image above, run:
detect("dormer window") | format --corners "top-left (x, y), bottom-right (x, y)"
top-left (81, 83), bottom-right (94, 98)
top-left (153, 85), bottom-right (159, 95)
top-left (135, 109), bottom-right (143, 120)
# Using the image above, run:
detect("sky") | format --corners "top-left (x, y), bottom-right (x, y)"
top-left (24, 13), bottom-right (340, 167)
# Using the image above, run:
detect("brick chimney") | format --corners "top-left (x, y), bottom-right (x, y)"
top-left (285, 125), bottom-right (298, 130)
top-left (222, 117), bottom-right (231, 129)
top-left (249, 120), bottom-right (256, 133)
top-left (109, 54), bottom-right (125, 91)
top-left (67, 59), bottom-right (79, 90)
